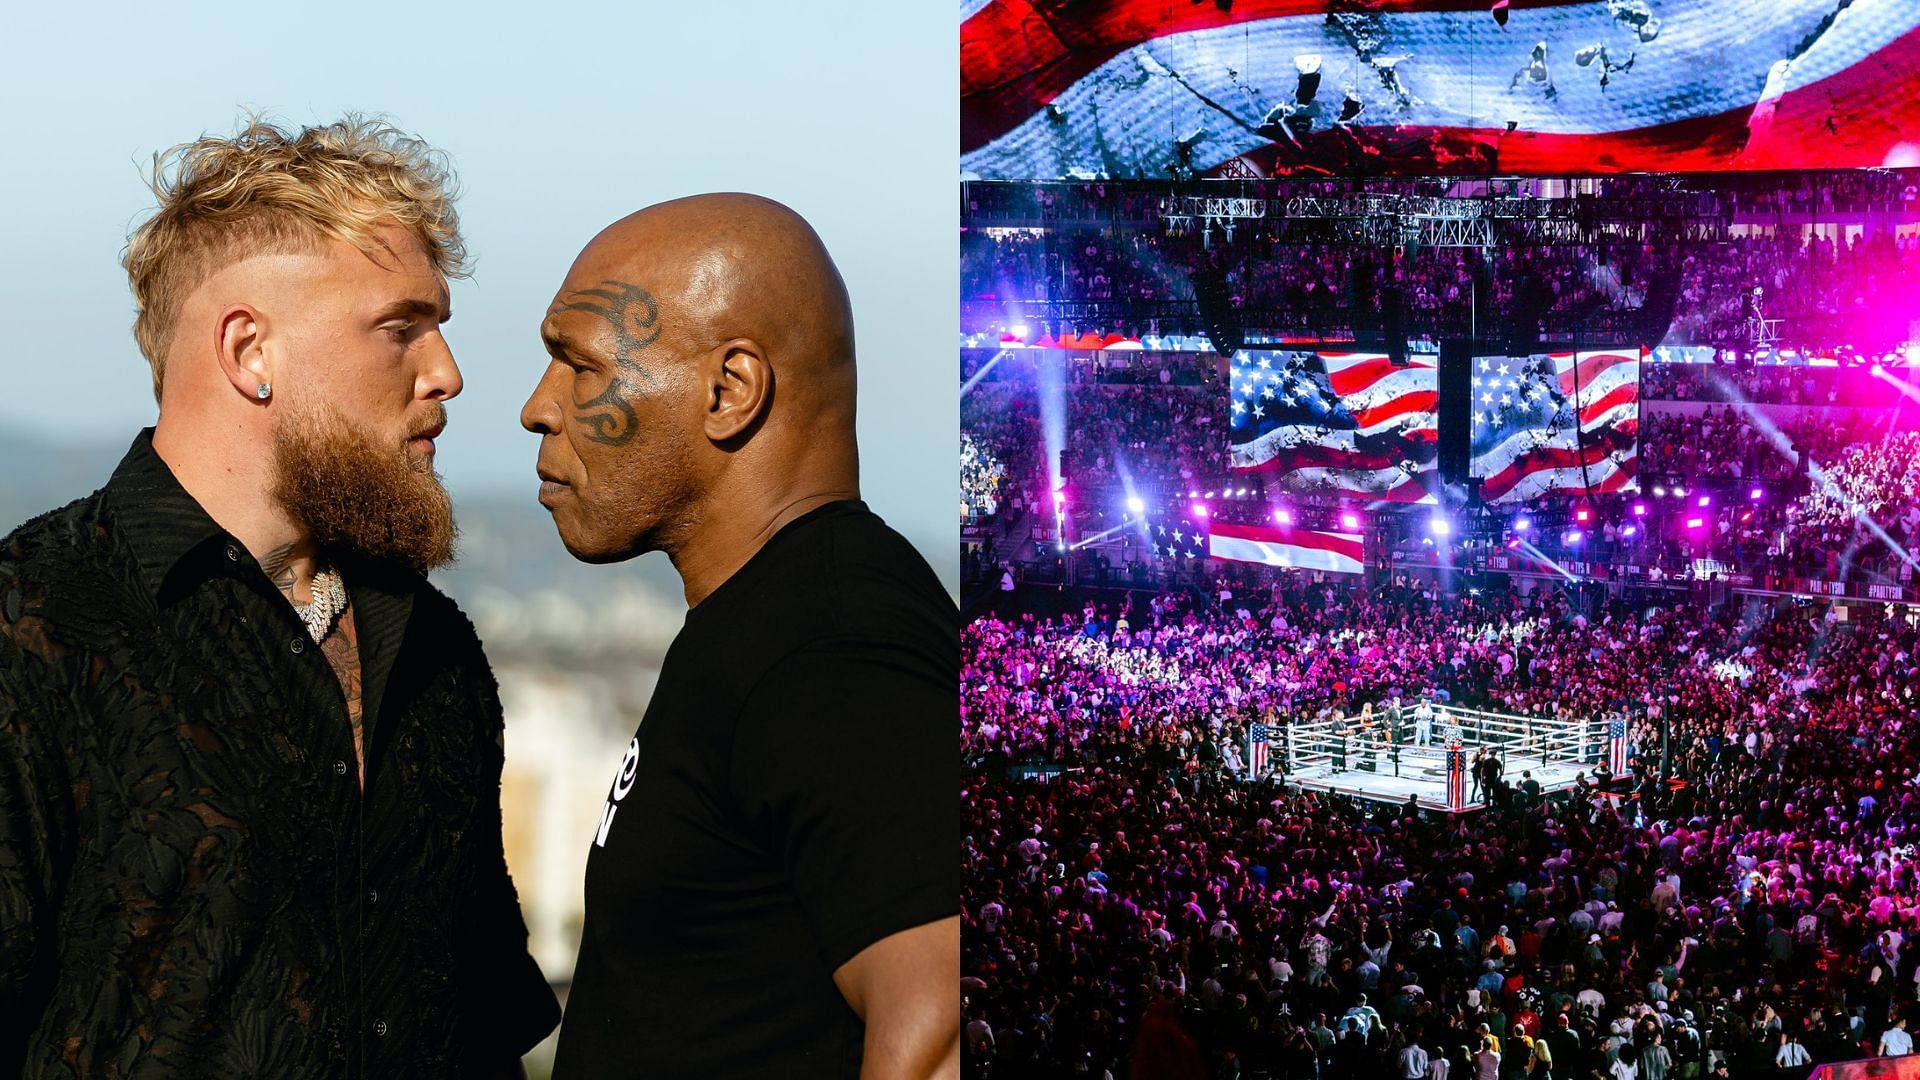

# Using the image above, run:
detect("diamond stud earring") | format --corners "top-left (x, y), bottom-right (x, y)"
top-left (256, 383), bottom-right (271, 400)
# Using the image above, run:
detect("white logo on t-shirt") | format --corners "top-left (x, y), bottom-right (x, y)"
top-left (594, 737), bottom-right (640, 848)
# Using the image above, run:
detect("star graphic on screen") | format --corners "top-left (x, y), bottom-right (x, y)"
top-left (1261, 385), bottom-right (1276, 400)
top-left (1257, 355), bottom-right (1273, 369)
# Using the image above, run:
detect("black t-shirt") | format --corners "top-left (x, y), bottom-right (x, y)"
top-left (552, 501), bottom-right (958, 1079)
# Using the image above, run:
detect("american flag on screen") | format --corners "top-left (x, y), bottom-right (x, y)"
top-left (1608, 715), bottom-right (1631, 776)
top-left (1446, 745), bottom-right (1466, 809)
top-left (1249, 722), bottom-right (1274, 777)
top-left (1149, 504), bottom-right (1211, 561)
top-left (961, 0), bottom-right (1920, 178)
top-left (1469, 350), bottom-right (1640, 504)
top-left (1227, 350), bottom-right (1437, 504)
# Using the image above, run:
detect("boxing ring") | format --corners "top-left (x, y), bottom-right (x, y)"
top-left (1265, 705), bottom-right (1611, 813)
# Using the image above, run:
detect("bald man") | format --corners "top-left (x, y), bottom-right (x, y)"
top-left (522, 194), bottom-right (959, 1079)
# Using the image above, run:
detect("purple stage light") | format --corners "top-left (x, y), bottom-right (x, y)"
top-left (1192, 502), bottom-right (1210, 518)
top-left (1564, 530), bottom-right (1583, 544)
top-left (1697, 495), bottom-right (1711, 508)
top-left (1274, 509), bottom-right (1292, 525)
top-left (1126, 496), bottom-right (1145, 514)
top-left (1340, 512), bottom-right (1360, 530)
top-left (1632, 503), bottom-right (1647, 517)
top-left (1749, 487), bottom-right (1762, 501)
top-left (1514, 517), bottom-right (1531, 533)
top-left (1623, 525), bottom-right (1638, 538)
top-left (1686, 516), bottom-right (1704, 530)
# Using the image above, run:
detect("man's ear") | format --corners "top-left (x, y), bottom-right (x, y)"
top-left (704, 338), bottom-right (772, 442)
top-left (215, 304), bottom-right (275, 403)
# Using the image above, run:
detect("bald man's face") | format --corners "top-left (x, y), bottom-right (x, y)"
top-left (522, 273), bottom-right (702, 562)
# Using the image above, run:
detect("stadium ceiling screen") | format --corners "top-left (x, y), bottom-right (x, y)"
top-left (961, 0), bottom-right (1920, 178)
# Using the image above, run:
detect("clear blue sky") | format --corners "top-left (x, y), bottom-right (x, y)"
top-left (0, 2), bottom-right (955, 572)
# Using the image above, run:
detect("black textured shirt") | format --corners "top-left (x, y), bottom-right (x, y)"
top-left (0, 431), bottom-right (558, 1078)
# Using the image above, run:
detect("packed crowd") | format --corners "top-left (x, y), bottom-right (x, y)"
top-left (1666, 232), bottom-right (1920, 351)
top-left (1637, 409), bottom-right (1848, 484)
top-left (963, 430), bottom-right (1007, 521)
top-left (963, 568), bottom-right (1920, 1078)
top-left (963, 223), bottom-right (1920, 354)
top-left (962, 380), bottom-right (1226, 517)
top-left (1785, 433), bottom-right (1920, 575)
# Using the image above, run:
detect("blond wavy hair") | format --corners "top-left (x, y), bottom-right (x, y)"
top-left (123, 115), bottom-right (469, 401)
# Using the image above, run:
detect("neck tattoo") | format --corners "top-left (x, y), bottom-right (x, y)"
top-left (294, 567), bottom-right (349, 642)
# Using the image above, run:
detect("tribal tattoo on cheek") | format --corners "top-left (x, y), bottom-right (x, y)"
top-left (553, 280), bottom-right (662, 446)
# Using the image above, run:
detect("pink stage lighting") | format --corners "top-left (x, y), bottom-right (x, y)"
top-left (1340, 512), bottom-right (1360, 530)
top-left (1274, 509), bottom-right (1292, 525)
top-left (1192, 502), bottom-right (1210, 518)
top-left (1686, 516), bottom-right (1705, 530)
top-left (1514, 517), bottom-right (1531, 533)
top-left (1697, 495), bottom-right (1711, 508)
top-left (1575, 508), bottom-right (1590, 523)
top-left (1623, 525), bottom-right (1638, 538)
top-left (1632, 503), bottom-right (1647, 516)
top-left (1749, 487), bottom-right (1763, 501)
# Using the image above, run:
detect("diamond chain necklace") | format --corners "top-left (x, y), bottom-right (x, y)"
top-left (294, 567), bottom-right (348, 642)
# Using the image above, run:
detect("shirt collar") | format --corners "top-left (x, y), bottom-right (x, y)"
top-left (103, 428), bottom-right (232, 605)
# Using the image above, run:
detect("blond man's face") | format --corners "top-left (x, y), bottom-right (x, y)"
top-left (263, 224), bottom-right (461, 461)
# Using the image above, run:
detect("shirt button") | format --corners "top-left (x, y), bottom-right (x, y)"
top-left (367, 889), bottom-right (379, 904)
top-left (225, 544), bottom-right (240, 561)
top-left (333, 760), bottom-right (349, 776)
top-left (373, 1019), bottom-right (389, 1037)
top-left (290, 637), bottom-right (306, 655)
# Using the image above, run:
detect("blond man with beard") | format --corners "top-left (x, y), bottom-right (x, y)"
top-left (0, 118), bottom-right (555, 1077)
